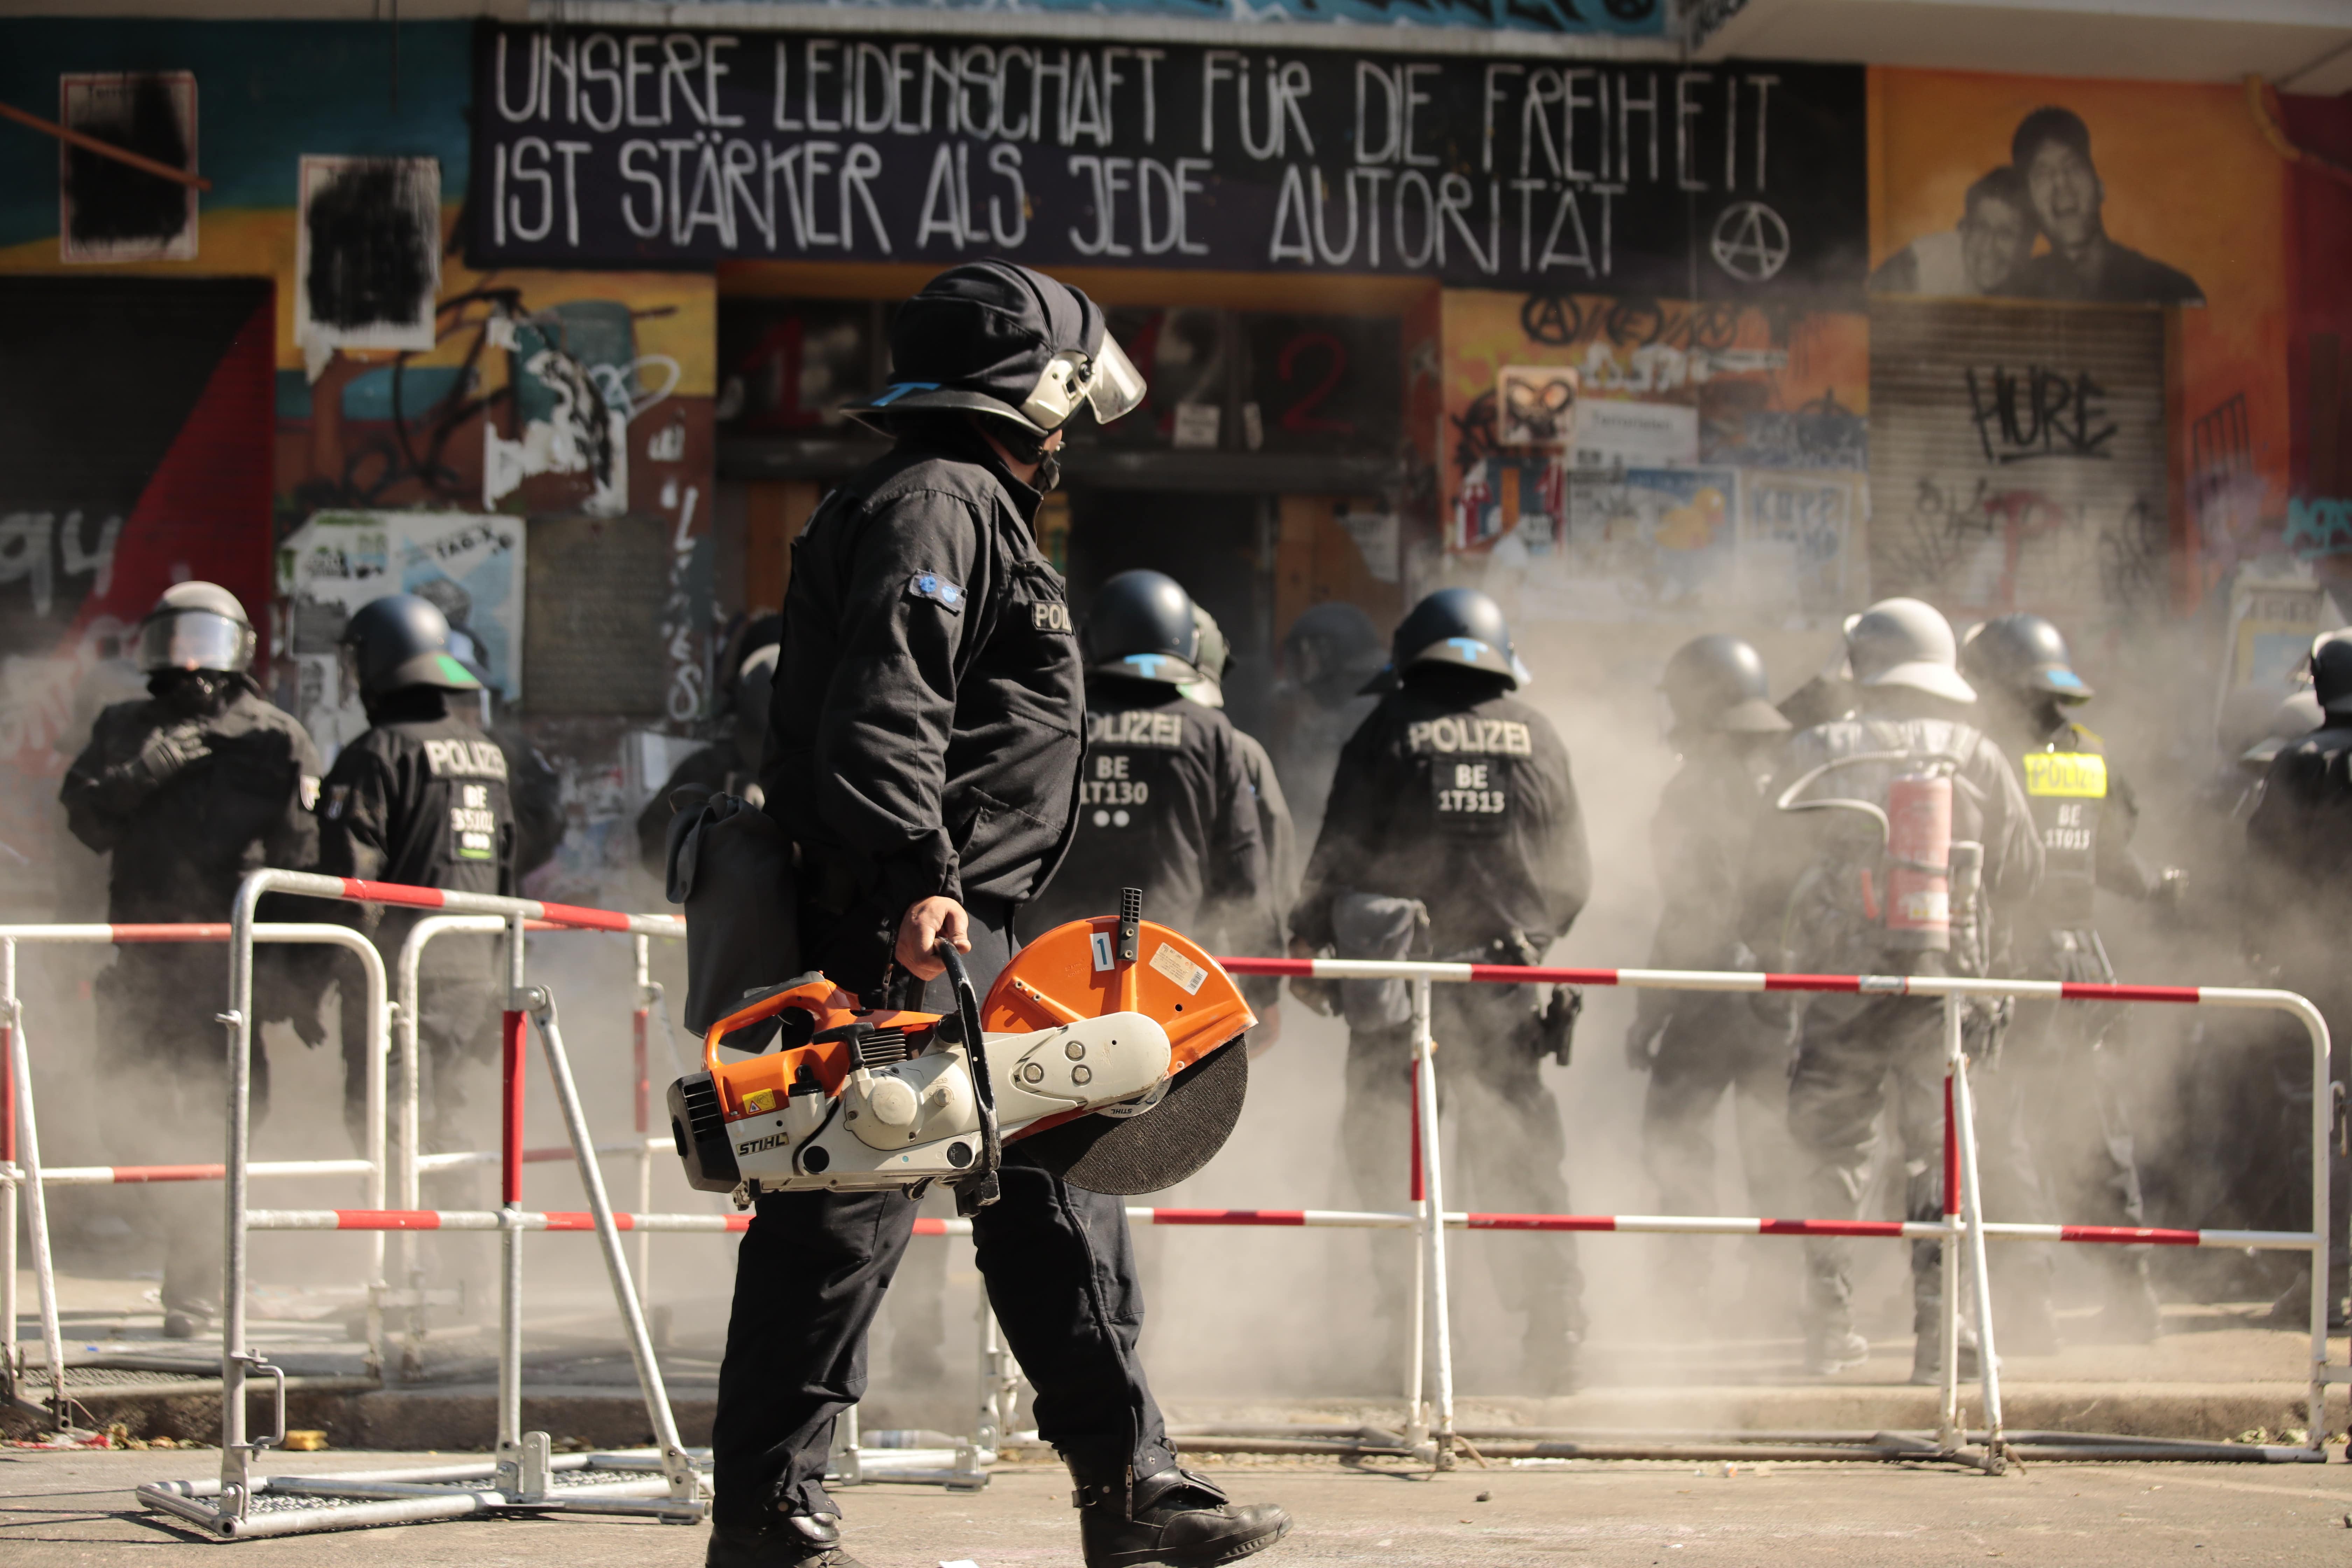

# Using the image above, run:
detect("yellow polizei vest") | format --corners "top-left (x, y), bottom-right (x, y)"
top-left (2021, 750), bottom-right (2108, 799)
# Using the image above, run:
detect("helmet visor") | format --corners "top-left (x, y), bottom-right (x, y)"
top-left (1016, 335), bottom-right (1149, 432)
top-left (137, 609), bottom-right (251, 674)
top-left (1083, 334), bottom-right (1148, 424)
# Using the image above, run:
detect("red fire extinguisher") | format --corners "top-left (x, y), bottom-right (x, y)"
top-left (1883, 772), bottom-right (1953, 951)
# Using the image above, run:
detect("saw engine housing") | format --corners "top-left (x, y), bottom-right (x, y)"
top-left (668, 916), bottom-right (1254, 1198)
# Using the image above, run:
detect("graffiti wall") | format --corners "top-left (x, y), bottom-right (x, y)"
top-left (1871, 68), bottom-right (2293, 616)
top-left (1439, 286), bottom-right (1869, 625)
top-left (0, 19), bottom-right (718, 909)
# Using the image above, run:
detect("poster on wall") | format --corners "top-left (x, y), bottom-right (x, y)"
top-left (295, 156), bottom-right (443, 368)
top-left (1498, 366), bottom-right (1577, 450)
top-left (470, 26), bottom-right (1867, 298)
top-left (1740, 470), bottom-right (1862, 622)
top-left (59, 72), bottom-right (198, 263)
top-left (1870, 102), bottom-right (2202, 306)
top-left (278, 510), bottom-right (523, 763)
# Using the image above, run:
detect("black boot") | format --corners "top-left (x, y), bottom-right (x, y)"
top-left (707, 1513), bottom-right (866, 1568)
top-left (1075, 1466), bottom-right (1292, 1568)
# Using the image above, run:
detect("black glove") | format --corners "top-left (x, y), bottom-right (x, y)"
top-left (105, 721), bottom-right (212, 806)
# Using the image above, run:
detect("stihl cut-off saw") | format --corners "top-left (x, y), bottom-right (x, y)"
top-left (667, 893), bottom-right (1255, 1202)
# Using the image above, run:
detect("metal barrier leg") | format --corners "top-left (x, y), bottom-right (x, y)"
top-left (1411, 978), bottom-right (1456, 1466)
top-left (219, 895), bottom-right (261, 1518)
top-left (2, 938), bottom-right (18, 1404)
top-left (633, 936), bottom-right (655, 1314)
top-left (2297, 997), bottom-right (2334, 1451)
top-left (1937, 997), bottom-right (1962, 1452)
top-left (523, 990), bottom-right (698, 1501)
top-left (496, 913), bottom-right (527, 1476)
top-left (4, 947), bottom-right (65, 1427)
top-left (1951, 1046), bottom-right (2007, 1469)
top-left (1404, 1057), bottom-right (1429, 1454)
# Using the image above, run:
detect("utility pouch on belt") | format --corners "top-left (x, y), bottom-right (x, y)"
top-left (664, 787), bottom-right (800, 1044)
top-left (1331, 891), bottom-right (1429, 1031)
top-left (1538, 984), bottom-right (1581, 1067)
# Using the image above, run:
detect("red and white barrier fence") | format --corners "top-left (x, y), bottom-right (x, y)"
top-left (5, 872), bottom-right (2335, 1536)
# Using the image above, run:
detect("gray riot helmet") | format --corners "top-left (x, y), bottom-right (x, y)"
top-left (846, 262), bottom-right (1146, 442)
top-left (341, 593), bottom-right (484, 697)
top-left (2244, 688), bottom-right (2325, 769)
top-left (1366, 588), bottom-right (1528, 694)
top-left (2312, 629), bottom-right (2352, 716)
top-left (1844, 597), bottom-right (1974, 704)
top-left (1084, 570), bottom-right (1204, 686)
top-left (1960, 613), bottom-right (2091, 704)
top-left (135, 581), bottom-right (256, 675)
top-left (1177, 603), bottom-right (1231, 709)
top-left (1282, 601), bottom-right (1386, 708)
top-left (1662, 635), bottom-right (1790, 735)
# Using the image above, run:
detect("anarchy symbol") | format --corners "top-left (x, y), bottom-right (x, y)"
top-left (1710, 202), bottom-right (1790, 284)
top-left (1519, 292), bottom-right (1582, 346)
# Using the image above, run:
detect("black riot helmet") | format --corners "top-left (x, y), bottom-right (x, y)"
top-left (1365, 587), bottom-right (1527, 694)
top-left (1960, 613), bottom-right (2092, 704)
top-left (846, 262), bottom-right (1147, 448)
top-left (1083, 570), bottom-right (1204, 686)
top-left (136, 581), bottom-right (256, 676)
top-left (1662, 635), bottom-right (1790, 736)
top-left (341, 594), bottom-right (484, 698)
top-left (2313, 629), bottom-right (2352, 716)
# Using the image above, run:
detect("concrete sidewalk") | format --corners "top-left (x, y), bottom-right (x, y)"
top-left (7, 1449), bottom-right (2352, 1566)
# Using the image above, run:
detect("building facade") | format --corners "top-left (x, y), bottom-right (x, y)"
top-left (2, 1), bottom-right (2348, 911)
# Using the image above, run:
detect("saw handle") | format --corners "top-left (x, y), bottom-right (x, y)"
top-left (939, 940), bottom-right (1002, 1212)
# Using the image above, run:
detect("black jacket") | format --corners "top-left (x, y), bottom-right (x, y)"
top-left (1025, 676), bottom-right (1279, 963)
top-left (1987, 716), bottom-right (2158, 933)
top-left (1294, 670), bottom-right (1590, 959)
top-left (761, 424), bottom-right (1083, 973)
top-left (314, 693), bottom-right (516, 972)
top-left (61, 681), bottom-right (322, 923)
top-left (2245, 719), bottom-right (2352, 983)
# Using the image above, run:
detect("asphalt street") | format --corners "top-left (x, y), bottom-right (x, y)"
top-left (7, 1452), bottom-right (2352, 1567)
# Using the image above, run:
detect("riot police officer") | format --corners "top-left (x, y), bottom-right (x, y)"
top-left (1291, 588), bottom-right (1592, 1392)
top-left (312, 594), bottom-right (517, 1155)
top-left (60, 582), bottom-right (324, 1336)
top-left (1627, 636), bottom-right (1798, 1311)
top-left (1744, 598), bottom-right (2042, 1382)
top-left (1180, 603), bottom-right (1300, 931)
top-left (2245, 632), bottom-right (2352, 1330)
top-left (1270, 600), bottom-right (1386, 844)
top-left (1024, 571), bottom-right (1281, 1018)
top-left (726, 262), bottom-right (1289, 1568)
top-left (1962, 614), bottom-right (2181, 1344)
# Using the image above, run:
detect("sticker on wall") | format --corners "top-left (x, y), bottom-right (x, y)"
top-left (1570, 401), bottom-right (1699, 472)
top-left (1497, 366), bottom-right (1578, 450)
top-left (58, 72), bottom-right (198, 263)
top-left (294, 156), bottom-right (442, 373)
top-left (1739, 472), bottom-right (1864, 624)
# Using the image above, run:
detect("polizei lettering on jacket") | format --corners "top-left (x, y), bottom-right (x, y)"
top-left (423, 738), bottom-right (512, 779)
top-left (1405, 716), bottom-right (1533, 756)
top-left (1089, 710), bottom-right (1184, 748)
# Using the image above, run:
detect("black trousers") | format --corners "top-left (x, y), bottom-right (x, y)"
top-left (710, 898), bottom-right (1174, 1526)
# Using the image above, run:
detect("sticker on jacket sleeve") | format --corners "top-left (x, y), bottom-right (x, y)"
top-left (907, 573), bottom-right (965, 612)
top-left (1149, 941), bottom-right (1208, 995)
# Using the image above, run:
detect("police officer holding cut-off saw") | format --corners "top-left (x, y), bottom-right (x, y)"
top-left (1023, 569), bottom-right (1283, 1024)
top-left (1290, 588), bottom-right (1592, 1393)
top-left (309, 594), bottom-right (517, 1156)
top-left (61, 581), bottom-right (325, 1338)
top-left (712, 263), bottom-right (1291, 1568)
